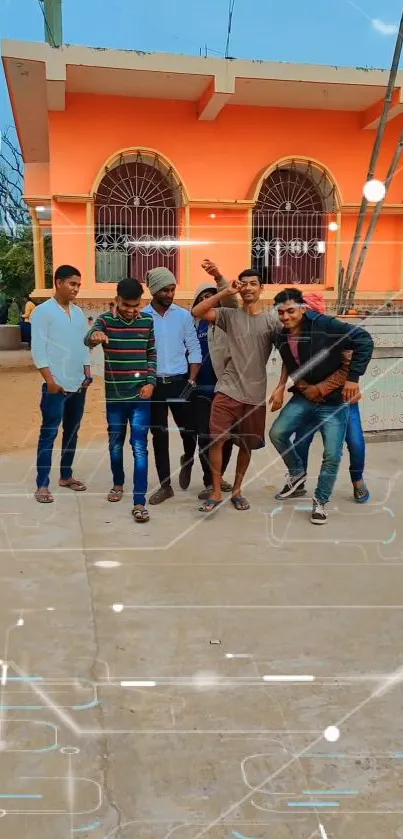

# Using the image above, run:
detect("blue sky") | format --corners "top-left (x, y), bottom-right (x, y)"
top-left (1, 0), bottom-right (402, 126)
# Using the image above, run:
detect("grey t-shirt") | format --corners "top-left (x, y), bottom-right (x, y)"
top-left (214, 307), bottom-right (276, 405)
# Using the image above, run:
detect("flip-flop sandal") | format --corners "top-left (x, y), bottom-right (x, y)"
top-left (107, 488), bottom-right (124, 502)
top-left (59, 479), bottom-right (87, 492)
top-left (353, 484), bottom-right (370, 504)
top-left (198, 498), bottom-right (222, 513)
top-left (35, 488), bottom-right (54, 504)
top-left (231, 495), bottom-right (250, 511)
top-left (220, 480), bottom-right (232, 493)
top-left (132, 506), bottom-right (150, 523)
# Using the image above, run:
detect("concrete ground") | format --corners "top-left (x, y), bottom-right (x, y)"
top-left (0, 359), bottom-right (403, 838)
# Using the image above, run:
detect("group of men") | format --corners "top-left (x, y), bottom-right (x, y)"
top-left (30, 260), bottom-right (374, 525)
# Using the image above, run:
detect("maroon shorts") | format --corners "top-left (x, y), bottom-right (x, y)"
top-left (210, 392), bottom-right (266, 451)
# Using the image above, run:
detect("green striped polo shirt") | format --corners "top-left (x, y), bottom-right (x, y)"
top-left (86, 310), bottom-right (157, 402)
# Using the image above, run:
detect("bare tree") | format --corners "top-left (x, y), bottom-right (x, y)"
top-left (0, 126), bottom-right (30, 233)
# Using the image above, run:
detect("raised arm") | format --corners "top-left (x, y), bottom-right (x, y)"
top-left (191, 282), bottom-right (239, 321)
top-left (217, 275), bottom-right (239, 309)
top-left (202, 259), bottom-right (239, 310)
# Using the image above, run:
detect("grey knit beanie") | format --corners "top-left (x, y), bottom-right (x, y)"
top-left (145, 267), bottom-right (177, 295)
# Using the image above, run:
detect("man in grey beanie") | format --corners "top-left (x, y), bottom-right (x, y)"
top-left (143, 267), bottom-right (201, 504)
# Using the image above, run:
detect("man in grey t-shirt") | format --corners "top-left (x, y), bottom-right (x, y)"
top-left (191, 269), bottom-right (276, 512)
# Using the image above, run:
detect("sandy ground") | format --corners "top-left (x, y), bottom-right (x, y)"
top-left (0, 350), bottom-right (107, 454)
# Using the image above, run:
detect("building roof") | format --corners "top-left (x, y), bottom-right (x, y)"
top-left (2, 39), bottom-right (403, 163)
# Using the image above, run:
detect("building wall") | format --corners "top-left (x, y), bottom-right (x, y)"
top-left (31, 93), bottom-right (403, 296)
top-left (340, 214), bottom-right (402, 293)
top-left (25, 162), bottom-right (50, 197)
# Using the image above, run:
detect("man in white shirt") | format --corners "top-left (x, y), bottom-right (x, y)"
top-left (143, 267), bottom-right (202, 505)
top-left (31, 265), bottom-right (92, 503)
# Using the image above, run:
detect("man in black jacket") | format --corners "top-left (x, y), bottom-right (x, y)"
top-left (268, 288), bottom-right (374, 525)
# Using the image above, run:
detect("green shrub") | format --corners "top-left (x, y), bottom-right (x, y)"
top-left (7, 300), bottom-right (20, 326)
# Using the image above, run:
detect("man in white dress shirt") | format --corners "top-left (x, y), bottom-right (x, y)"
top-left (143, 267), bottom-right (201, 505)
top-left (31, 265), bottom-right (92, 503)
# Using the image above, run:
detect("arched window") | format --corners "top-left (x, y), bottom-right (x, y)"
top-left (94, 152), bottom-right (183, 283)
top-left (252, 161), bottom-right (337, 285)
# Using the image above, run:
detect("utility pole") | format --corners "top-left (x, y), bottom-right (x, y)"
top-left (337, 11), bottom-right (403, 313)
top-left (39, 0), bottom-right (63, 47)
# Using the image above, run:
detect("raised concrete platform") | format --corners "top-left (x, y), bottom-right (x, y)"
top-left (0, 427), bottom-right (402, 838)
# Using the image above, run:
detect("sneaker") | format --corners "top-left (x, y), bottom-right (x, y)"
top-left (275, 473), bottom-right (307, 500)
top-left (275, 484), bottom-right (307, 501)
top-left (311, 497), bottom-right (328, 525)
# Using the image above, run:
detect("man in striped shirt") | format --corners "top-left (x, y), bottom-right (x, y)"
top-left (85, 278), bottom-right (156, 523)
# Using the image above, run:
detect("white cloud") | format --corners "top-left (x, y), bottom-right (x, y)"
top-left (372, 18), bottom-right (398, 35)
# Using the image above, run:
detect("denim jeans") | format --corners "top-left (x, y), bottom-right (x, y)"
top-left (36, 385), bottom-right (86, 488)
top-left (269, 395), bottom-right (349, 504)
top-left (106, 400), bottom-right (151, 506)
top-left (294, 401), bottom-right (365, 485)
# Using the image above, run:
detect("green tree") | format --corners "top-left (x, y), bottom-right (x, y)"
top-left (0, 126), bottom-right (30, 231)
top-left (0, 126), bottom-right (53, 302)
top-left (0, 228), bottom-right (52, 304)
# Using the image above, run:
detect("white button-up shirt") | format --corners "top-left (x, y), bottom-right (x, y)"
top-left (142, 302), bottom-right (201, 377)
top-left (31, 298), bottom-right (91, 392)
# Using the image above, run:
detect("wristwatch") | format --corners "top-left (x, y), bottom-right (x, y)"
top-left (187, 379), bottom-right (197, 388)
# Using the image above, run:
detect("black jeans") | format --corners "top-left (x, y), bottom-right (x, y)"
top-left (191, 389), bottom-right (233, 487)
top-left (150, 376), bottom-right (197, 488)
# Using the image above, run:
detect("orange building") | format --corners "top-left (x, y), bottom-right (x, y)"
top-left (2, 39), bottom-right (403, 309)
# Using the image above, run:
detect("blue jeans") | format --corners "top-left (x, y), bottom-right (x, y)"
top-left (106, 400), bottom-right (151, 506)
top-left (294, 401), bottom-right (365, 485)
top-left (269, 395), bottom-right (349, 504)
top-left (36, 385), bottom-right (86, 488)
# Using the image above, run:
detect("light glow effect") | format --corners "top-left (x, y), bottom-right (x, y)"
top-left (192, 671), bottom-right (221, 690)
top-left (262, 674), bottom-right (315, 682)
top-left (94, 560), bottom-right (121, 568)
top-left (128, 239), bottom-right (211, 247)
top-left (323, 725), bottom-right (340, 742)
top-left (363, 179), bottom-right (386, 203)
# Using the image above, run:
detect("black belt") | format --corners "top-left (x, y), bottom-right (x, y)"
top-left (156, 374), bottom-right (187, 384)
